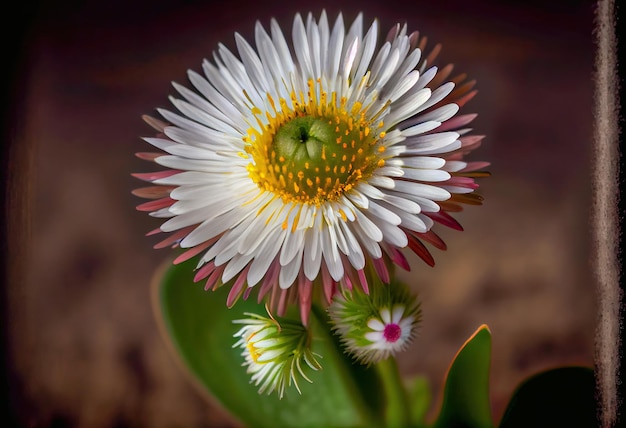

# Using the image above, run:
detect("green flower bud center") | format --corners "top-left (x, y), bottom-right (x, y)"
top-left (273, 117), bottom-right (331, 168)
top-left (243, 80), bottom-right (386, 206)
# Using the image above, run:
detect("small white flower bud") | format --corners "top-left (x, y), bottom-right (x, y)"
top-left (328, 279), bottom-right (421, 365)
top-left (233, 312), bottom-right (322, 398)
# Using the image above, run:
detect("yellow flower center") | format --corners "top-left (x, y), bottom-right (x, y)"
top-left (246, 341), bottom-right (263, 363)
top-left (243, 79), bottom-right (386, 206)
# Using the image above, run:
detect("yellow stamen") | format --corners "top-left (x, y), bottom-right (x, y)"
top-left (244, 79), bottom-right (387, 207)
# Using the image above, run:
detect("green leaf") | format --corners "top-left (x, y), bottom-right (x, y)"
top-left (153, 258), bottom-right (383, 428)
top-left (498, 366), bottom-right (596, 428)
top-left (432, 325), bottom-right (493, 428)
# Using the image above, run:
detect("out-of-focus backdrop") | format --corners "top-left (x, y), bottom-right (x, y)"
top-left (5, 0), bottom-right (596, 426)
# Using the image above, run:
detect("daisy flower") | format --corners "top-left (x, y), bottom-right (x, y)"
top-left (233, 312), bottom-right (321, 398)
top-left (328, 277), bottom-right (421, 365)
top-left (133, 11), bottom-right (488, 324)
top-left (363, 307), bottom-right (416, 358)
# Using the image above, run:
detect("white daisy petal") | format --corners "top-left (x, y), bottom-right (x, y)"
top-left (353, 208), bottom-right (383, 242)
top-left (316, 11), bottom-right (330, 73)
top-left (171, 81), bottom-right (238, 129)
top-left (269, 18), bottom-right (295, 75)
top-left (280, 229), bottom-right (306, 265)
top-left (375, 166), bottom-right (404, 178)
top-left (391, 305), bottom-right (406, 324)
top-left (239, 199), bottom-right (285, 251)
top-left (303, 242), bottom-right (323, 281)
top-left (335, 198), bottom-right (356, 222)
top-left (161, 202), bottom-right (226, 232)
top-left (178, 211), bottom-right (239, 248)
top-left (365, 331), bottom-right (384, 342)
top-left (380, 308), bottom-right (391, 324)
top-left (365, 199), bottom-right (402, 226)
top-left (337, 217), bottom-right (363, 256)
top-left (345, 189), bottom-right (370, 209)
top-left (142, 137), bottom-right (177, 152)
top-left (247, 228), bottom-right (286, 286)
top-left (153, 171), bottom-right (210, 186)
top-left (404, 131), bottom-right (460, 153)
top-left (400, 168), bottom-right (451, 182)
top-left (442, 160), bottom-right (468, 172)
top-left (442, 185), bottom-right (476, 194)
top-left (353, 19), bottom-right (378, 82)
top-left (279, 244), bottom-right (304, 289)
top-left (392, 180), bottom-right (451, 201)
top-left (396, 156), bottom-right (446, 169)
top-left (385, 69), bottom-right (421, 103)
top-left (369, 214), bottom-right (408, 247)
top-left (169, 96), bottom-right (238, 135)
top-left (222, 252), bottom-right (255, 283)
top-left (414, 65), bottom-right (437, 89)
top-left (211, 231), bottom-right (247, 266)
top-left (303, 218), bottom-right (323, 280)
top-left (355, 182), bottom-right (385, 200)
top-left (417, 213), bottom-right (435, 230)
top-left (415, 103), bottom-right (460, 123)
top-left (326, 13), bottom-right (345, 81)
top-left (201, 59), bottom-right (246, 110)
top-left (293, 14), bottom-right (315, 79)
top-left (401, 120), bottom-right (442, 136)
top-left (417, 139), bottom-right (462, 155)
top-left (305, 15), bottom-right (322, 78)
top-left (367, 318), bottom-right (386, 331)
top-left (418, 81), bottom-right (455, 111)
top-left (395, 210), bottom-right (429, 233)
top-left (236, 33), bottom-right (271, 93)
top-left (349, 221), bottom-right (383, 258)
top-left (385, 191), bottom-right (441, 212)
top-left (326, 212), bottom-right (349, 256)
top-left (186, 70), bottom-right (242, 124)
top-left (367, 175), bottom-right (396, 189)
top-left (254, 22), bottom-right (285, 83)
top-left (342, 38), bottom-right (359, 82)
top-left (321, 222), bottom-right (344, 281)
top-left (380, 192), bottom-right (421, 214)
top-left (369, 42), bottom-right (393, 86)
top-left (384, 87), bottom-right (432, 126)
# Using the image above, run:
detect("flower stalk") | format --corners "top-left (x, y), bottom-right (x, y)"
top-left (376, 357), bottom-right (411, 428)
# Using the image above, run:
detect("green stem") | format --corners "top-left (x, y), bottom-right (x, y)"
top-left (376, 357), bottom-right (410, 428)
top-left (310, 305), bottom-right (379, 426)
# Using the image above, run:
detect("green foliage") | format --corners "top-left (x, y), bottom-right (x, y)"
top-left (431, 325), bottom-right (493, 428)
top-left (155, 260), bottom-right (595, 428)
top-left (498, 366), bottom-right (597, 428)
top-left (155, 258), bottom-right (384, 428)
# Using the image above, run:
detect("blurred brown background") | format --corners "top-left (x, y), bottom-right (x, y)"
top-left (4, 0), bottom-right (599, 426)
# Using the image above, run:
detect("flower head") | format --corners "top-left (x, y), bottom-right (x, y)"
top-left (134, 11), bottom-right (488, 323)
top-left (328, 278), bottom-right (421, 365)
top-left (233, 312), bottom-right (321, 398)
